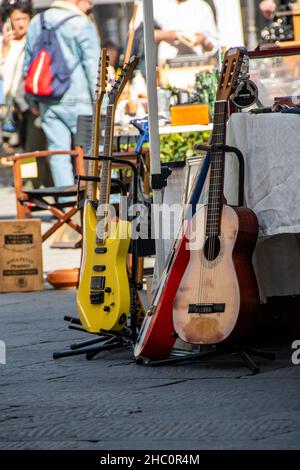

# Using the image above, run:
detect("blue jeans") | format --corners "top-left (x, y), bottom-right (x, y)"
top-left (40, 102), bottom-right (93, 189)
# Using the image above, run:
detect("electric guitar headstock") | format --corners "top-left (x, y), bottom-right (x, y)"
top-left (94, 48), bottom-right (110, 103)
top-left (108, 55), bottom-right (139, 109)
top-left (217, 47), bottom-right (250, 102)
top-left (88, 48), bottom-right (110, 197)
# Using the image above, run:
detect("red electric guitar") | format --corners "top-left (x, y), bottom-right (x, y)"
top-left (135, 47), bottom-right (259, 361)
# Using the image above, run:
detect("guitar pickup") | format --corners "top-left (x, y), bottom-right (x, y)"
top-left (90, 276), bottom-right (105, 290)
top-left (95, 247), bottom-right (107, 254)
top-left (93, 265), bottom-right (106, 272)
top-left (90, 277), bottom-right (105, 305)
top-left (188, 303), bottom-right (225, 314)
top-left (90, 291), bottom-right (105, 305)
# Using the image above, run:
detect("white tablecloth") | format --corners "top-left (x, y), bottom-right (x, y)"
top-left (226, 113), bottom-right (300, 300)
top-left (225, 113), bottom-right (300, 236)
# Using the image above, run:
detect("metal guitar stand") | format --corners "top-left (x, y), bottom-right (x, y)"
top-left (195, 143), bottom-right (245, 206)
top-left (136, 143), bottom-right (275, 374)
top-left (53, 154), bottom-right (143, 361)
top-left (139, 345), bottom-right (275, 374)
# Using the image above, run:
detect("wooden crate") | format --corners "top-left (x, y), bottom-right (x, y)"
top-left (0, 219), bottom-right (43, 293)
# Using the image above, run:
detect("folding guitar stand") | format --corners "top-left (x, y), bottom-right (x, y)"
top-left (136, 144), bottom-right (275, 374)
top-left (139, 345), bottom-right (275, 374)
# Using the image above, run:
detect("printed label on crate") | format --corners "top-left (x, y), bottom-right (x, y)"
top-left (3, 269), bottom-right (38, 276)
top-left (4, 234), bottom-right (33, 245)
top-left (0, 220), bottom-right (43, 292)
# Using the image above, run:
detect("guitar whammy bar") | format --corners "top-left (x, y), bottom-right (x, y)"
top-left (54, 47), bottom-right (275, 372)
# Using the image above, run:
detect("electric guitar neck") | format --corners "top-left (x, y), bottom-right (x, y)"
top-left (96, 56), bottom-right (139, 245)
top-left (87, 48), bottom-right (109, 201)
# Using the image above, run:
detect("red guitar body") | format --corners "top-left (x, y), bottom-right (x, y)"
top-left (134, 231), bottom-right (190, 361)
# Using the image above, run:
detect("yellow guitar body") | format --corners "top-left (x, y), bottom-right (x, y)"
top-left (77, 201), bottom-right (131, 333)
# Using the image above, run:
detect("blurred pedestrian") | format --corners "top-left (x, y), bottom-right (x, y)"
top-left (259, 0), bottom-right (276, 20)
top-left (23, 0), bottom-right (100, 188)
top-left (133, 0), bottom-right (219, 70)
top-left (0, 0), bottom-right (47, 156)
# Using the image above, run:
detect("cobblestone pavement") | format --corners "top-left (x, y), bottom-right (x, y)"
top-left (0, 288), bottom-right (299, 450)
top-left (0, 186), bottom-right (300, 450)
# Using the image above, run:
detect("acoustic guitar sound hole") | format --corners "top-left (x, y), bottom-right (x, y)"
top-left (204, 236), bottom-right (221, 261)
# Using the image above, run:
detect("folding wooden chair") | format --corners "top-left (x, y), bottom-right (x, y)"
top-left (7, 148), bottom-right (85, 247)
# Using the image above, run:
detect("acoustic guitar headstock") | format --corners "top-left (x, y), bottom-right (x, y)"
top-left (217, 47), bottom-right (249, 102)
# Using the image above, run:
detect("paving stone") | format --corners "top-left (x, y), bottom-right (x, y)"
top-left (0, 186), bottom-right (300, 450)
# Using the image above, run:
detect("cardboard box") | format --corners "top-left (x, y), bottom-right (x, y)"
top-left (0, 220), bottom-right (43, 293)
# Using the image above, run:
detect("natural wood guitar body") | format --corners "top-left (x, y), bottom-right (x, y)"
top-left (173, 204), bottom-right (259, 344)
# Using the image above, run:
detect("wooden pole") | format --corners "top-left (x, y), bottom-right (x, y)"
top-left (124, 0), bottom-right (140, 64)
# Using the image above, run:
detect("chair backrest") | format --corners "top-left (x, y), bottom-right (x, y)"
top-left (8, 148), bottom-right (84, 219)
top-left (74, 115), bottom-right (93, 153)
top-left (74, 115), bottom-right (94, 177)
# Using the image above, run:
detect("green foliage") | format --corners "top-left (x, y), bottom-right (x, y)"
top-left (160, 131), bottom-right (211, 163)
top-left (195, 68), bottom-right (220, 117)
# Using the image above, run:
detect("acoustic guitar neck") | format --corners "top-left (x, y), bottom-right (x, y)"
top-left (206, 100), bottom-right (228, 237)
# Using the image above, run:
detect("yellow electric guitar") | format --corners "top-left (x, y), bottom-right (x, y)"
top-left (77, 56), bottom-right (139, 334)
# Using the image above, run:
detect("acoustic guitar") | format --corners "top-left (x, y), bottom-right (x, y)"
top-left (135, 47), bottom-right (258, 361)
top-left (173, 47), bottom-right (259, 345)
top-left (77, 56), bottom-right (138, 334)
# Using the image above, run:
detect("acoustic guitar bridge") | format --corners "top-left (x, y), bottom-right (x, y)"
top-left (188, 303), bottom-right (225, 314)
